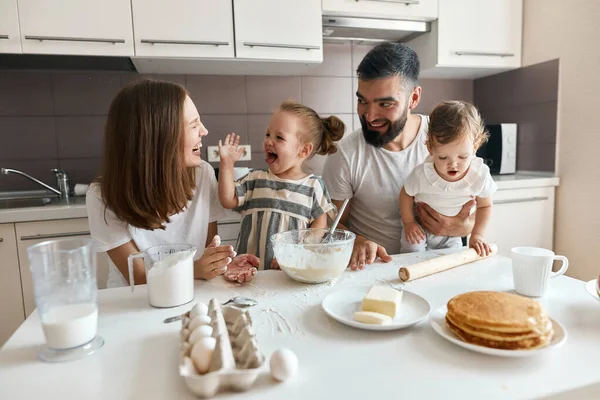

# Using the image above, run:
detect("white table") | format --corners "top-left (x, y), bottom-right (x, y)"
top-left (1, 250), bottom-right (599, 400)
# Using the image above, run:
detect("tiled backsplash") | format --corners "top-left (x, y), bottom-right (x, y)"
top-left (0, 43), bottom-right (474, 191)
top-left (474, 59), bottom-right (559, 172)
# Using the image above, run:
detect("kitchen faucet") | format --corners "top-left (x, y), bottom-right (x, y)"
top-left (0, 168), bottom-right (70, 198)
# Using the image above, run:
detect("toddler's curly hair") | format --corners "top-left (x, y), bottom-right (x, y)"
top-left (427, 100), bottom-right (489, 149)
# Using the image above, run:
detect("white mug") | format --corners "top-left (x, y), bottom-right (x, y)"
top-left (510, 247), bottom-right (569, 297)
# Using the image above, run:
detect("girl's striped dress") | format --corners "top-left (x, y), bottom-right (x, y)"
top-left (234, 169), bottom-right (335, 270)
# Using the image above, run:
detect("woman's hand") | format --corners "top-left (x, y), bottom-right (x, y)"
top-left (218, 133), bottom-right (245, 167)
top-left (224, 254), bottom-right (260, 283)
top-left (194, 235), bottom-right (237, 280)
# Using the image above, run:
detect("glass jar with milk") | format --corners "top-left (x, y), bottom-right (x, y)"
top-left (27, 238), bottom-right (104, 362)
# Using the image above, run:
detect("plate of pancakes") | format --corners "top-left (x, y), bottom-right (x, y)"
top-left (584, 279), bottom-right (600, 302)
top-left (429, 291), bottom-right (567, 357)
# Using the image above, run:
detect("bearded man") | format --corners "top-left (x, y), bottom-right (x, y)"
top-left (323, 42), bottom-right (475, 270)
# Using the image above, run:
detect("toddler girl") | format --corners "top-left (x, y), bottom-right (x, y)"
top-left (218, 101), bottom-right (345, 270)
top-left (399, 100), bottom-right (497, 256)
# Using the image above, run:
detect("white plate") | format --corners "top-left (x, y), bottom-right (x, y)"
top-left (321, 286), bottom-right (431, 331)
top-left (585, 280), bottom-right (600, 302)
top-left (429, 306), bottom-right (567, 357)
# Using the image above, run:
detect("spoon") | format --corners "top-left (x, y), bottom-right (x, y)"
top-left (163, 296), bottom-right (258, 323)
top-left (320, 199), bottom-right (349, 243)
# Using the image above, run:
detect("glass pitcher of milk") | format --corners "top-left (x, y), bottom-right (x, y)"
top-left (127, 243), bottom-right (196, 308)
top-left (27, 238), bottom-right (104, 362)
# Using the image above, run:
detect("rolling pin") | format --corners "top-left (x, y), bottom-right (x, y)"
top-left (398, 244), bottom-right (498, 282)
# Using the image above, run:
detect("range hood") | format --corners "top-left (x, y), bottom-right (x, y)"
top-left (322, 15), bottom-right (430, 43)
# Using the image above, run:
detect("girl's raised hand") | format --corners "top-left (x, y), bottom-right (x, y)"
top-left (218, 133), bottom-right (245, 166)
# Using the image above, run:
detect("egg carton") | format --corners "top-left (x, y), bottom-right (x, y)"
top-left (179, 299), bottom-right (265, 398)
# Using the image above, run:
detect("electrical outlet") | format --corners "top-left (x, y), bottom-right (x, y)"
top-left (206, 145), bottom-right (251, 162)
top-left (238, 145), bottom-right (252, 161)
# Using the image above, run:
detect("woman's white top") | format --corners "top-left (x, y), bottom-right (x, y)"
top-left (86, 160), bottom-right (227, 288)
top-left (403, 156), bottom-right (497, 217)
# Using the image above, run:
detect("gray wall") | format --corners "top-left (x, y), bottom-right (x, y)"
top-left (0, 43), bottom-right (474, 191)
top-left (474, 59), bottom-right (559, 172)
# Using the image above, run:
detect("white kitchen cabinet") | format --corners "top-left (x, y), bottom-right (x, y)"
top-left (0, 0), bottom-right (21, 53)
top-left (322, 0), bottom-right (437, 21)
top-left (15, 218), bottom-right (110, 317)
top-left (486, 186), bottom-right (555, 257)
top-left (17, 0), bottom-right (134, 56)
top-left (408, 0), bottom-right (522, 78)
top-left (218, 220), bottom-right (241, 248)
top-left (0, 223), bottom-right (25, 348)
top-left (233, 0), bottom-right (322, 62)
top-left (131, 0), bottom-right (234, 59)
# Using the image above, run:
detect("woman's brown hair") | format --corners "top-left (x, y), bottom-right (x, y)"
top-left (427, 100), bottom-right (489, 149)
top-left (278, 101), bottom-right (345, 156)
top-left (99, 79), bottom-right (195, 230)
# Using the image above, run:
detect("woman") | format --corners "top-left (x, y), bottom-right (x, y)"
top-left (86, 79), bottom-right (259, 287)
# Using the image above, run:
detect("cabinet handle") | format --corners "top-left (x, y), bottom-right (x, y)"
top-left (454, 51), bottom-right (515, 57)
top-left (20, 231), bottom-right (90, 241)
top-left (494, 196), bottom-right (549, 205)
top-left (243, 42), bottom-right (320, 51)
top-left (356, 0), bottom-right (419, 3)
top-left (217, 221), bottom-right (240, 226)
top-left (0, 238), bottom-right (3, 242)
top-left (140, 39), bottom-right (229, 46)
top-left (25, 35), bottom-right (125, 44)
top-left (0, 35), bottom-right (9, 40)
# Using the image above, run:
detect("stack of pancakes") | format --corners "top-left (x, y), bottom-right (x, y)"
top-left (446, 291), bottom-right (553, 350)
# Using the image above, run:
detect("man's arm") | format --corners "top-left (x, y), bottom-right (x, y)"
top-left (331, 199), bottom-right (392, 270)
top-left (415, 199), bottom-right (476, 237)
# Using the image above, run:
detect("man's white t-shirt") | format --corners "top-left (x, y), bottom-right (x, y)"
top-left (86, 160), bottom-right (227, 288)
top-left (322, 115), bottom-right (429, 255)
top-left (404, 156), bottom-right (498, 217)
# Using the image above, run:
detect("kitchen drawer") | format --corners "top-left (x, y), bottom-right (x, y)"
top-left (218, 222), bottom-right (240, 241)
top-left (222, 239), bottom-right (238, 248)
top-left (487, 186), bottom-right (555, 256)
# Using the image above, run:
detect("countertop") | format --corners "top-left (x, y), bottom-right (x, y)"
top-left (0, 249), bottom-right (597, 400)
top-left (0, 172), bottom-right (559, 224)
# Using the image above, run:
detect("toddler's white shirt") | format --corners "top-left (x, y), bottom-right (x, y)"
top-left (403, 156), bottom-right (497, 217)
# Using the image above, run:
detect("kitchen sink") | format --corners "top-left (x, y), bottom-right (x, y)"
top-left (0, 197), bottom-right (55, 209)
top-left (0, 191), bottom-right (86, 210)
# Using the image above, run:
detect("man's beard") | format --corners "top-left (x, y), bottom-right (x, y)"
top-left (360, 108), bottom-right (409, 148)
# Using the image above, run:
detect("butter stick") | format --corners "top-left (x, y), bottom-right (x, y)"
top-left (398, 245), bottom-right (498, 282)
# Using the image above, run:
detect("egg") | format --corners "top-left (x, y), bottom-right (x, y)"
top-left (269, 348), bottom-right (298, 382)
top-left (182, 356), bottom-right (198, 375)
top-left (180, 328), bottom-right (190, 341)
top-left (180, 341), bottom-right (192, 358)
top-left (190, 337), bottom-right (216, 374)
top-left (189, 302), bottom-right (209, 319)
top-left (188, 325), bottom-right (214, 345)
top-left (188, 315), bottom-right (212, 332)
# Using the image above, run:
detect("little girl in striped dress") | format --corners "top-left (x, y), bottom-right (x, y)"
top-left (218, 101), bottom-right (345, 271)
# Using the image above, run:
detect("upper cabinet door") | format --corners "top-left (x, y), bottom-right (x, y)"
top-left (322, 0), bottom-right (437, 21)
top-left (17, 0), bottom-right (134, 56)
top-left (0, 0), bottom-right (21, 53)
top-left (131, 0), bottom-right (234, 58)
top-left (437, 0), bottom-right (522, 68)
top-left (234, 0), bottom-right (322, 62)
